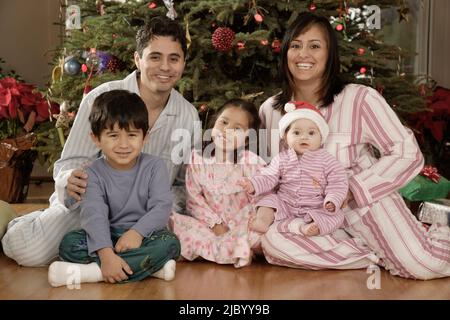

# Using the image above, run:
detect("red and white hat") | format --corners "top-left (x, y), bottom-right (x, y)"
top-left (278, 101), bottom-right (329, 142)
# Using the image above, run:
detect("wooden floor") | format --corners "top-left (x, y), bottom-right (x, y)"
top-left (1, 182), bottom-right (449, 300)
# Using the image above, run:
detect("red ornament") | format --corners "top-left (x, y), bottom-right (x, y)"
top-left (357, 48), bottom-right (365, 55)
top-left (260, 39), bottom-right (269, 46)
top-left (211, 27), bottom-right (235, 52)
top-left (81, 64), bottom-right (88, 73)
top-left (112, 33), bottom-right (118, 39)
top-left (107, 56), bottom-right (125, 73)
top-left (199, 104), bottom-right (208, 112)
top-left (237, 41), bottom-right (245, 50)
top-left (148, 2), bottom-right (157, 9)
top-left (360, 67), bottom-right (367, 74)
top-left (309, 3), bottom-right (317, 11)
top-left (271, 38), bottom-right (281, 54)
top-left (254, 13), bottom-right (263, 23)
top-left (335, 24), bottom-right (344, 31)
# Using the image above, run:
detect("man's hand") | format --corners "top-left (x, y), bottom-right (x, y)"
top-left (211, 223), bottom-right (229, 236)
top-left (325, 201), bottom-right (336, 212)
top-left (66, 169), bottom-right (88, 201)
top-left (98, 248), bottom-right (133, 283)
top-left (237, 178), bottom-right (255, 194)
top-left (115, 229), bottom-right (144, 253)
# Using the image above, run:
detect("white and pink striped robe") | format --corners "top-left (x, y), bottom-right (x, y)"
top-left (250, 148), bottom-right (348, 236)
top-left (259, 84), bottom-right (450, 279)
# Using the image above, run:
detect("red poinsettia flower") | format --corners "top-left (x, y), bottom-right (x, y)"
top-left (0, 77), bottom-right (59, 138)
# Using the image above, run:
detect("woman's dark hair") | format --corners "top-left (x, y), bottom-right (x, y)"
top-left (136, 16), bottom-right (187, 59)
top-left (274, 11), bottom-right (345, 112)
top-left (89, 90), bottom-right (149, 138)
top-left (203, 99), bottom-right (260, 163)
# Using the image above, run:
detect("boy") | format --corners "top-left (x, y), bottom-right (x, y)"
top-left (48, 90), bottom-right (179, 287)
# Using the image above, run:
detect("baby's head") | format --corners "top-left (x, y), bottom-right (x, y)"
top-left (279, 101), bottom-right (329, 155)
top-left (89, 90), bottom-right (149, 170)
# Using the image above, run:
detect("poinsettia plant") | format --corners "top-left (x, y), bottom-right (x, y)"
top-left (0, 77), bottom-right (59, 140)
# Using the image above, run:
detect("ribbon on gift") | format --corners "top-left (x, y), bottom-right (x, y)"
top-left (420, 165), bottom-right (441, 183)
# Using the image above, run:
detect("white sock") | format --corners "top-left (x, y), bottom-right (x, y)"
top-left (48, 261), bottom-right (103, 287)
top-left (151, 259), bottom-right (176, 281)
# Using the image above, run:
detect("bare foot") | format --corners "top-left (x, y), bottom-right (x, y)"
top-left (301, 223), bottom-right (320, 236)
top-left (249, 217), bottom-right (271, 233)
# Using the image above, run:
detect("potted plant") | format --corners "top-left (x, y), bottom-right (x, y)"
top-left (0, 66), bottom-right (59, 203)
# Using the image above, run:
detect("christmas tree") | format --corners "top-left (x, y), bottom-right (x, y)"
top-left (42, 0), bottom-right (428, 167)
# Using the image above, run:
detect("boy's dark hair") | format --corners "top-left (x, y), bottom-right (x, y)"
top-left (89, 90), bottom-right (149, 138)
top-left (136, 16), bottom-right (187, 59)
top-left (274, 11), bottom-right (345, 112)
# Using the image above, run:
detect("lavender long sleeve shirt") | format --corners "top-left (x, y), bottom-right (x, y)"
top-left (80, 153), bottom-right (173, 256)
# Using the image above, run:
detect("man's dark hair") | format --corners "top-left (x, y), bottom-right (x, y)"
top-left (136, 16), bottom-right (187, 59)
top-left (89, 90), bottom-right (149, 138)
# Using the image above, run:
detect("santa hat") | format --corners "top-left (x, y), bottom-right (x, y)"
top-left (278, 101), bottom-right (329, 142)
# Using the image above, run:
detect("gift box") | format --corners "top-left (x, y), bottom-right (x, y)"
top-left (399, 174), bottom-right (450, 201)
top-left (417, 199), bottom-right (450, 226)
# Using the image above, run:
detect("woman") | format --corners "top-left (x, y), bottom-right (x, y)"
top-left (259, 12), bottom-right (450, 279)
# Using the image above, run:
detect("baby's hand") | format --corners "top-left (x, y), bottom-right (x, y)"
top-left (237, 178), bottom-right (255, 194)
top-left (325, 201), bottom-right (336, 212)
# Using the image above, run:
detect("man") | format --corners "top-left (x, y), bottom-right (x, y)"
top-left (2, 16), bottom-right (200, 267)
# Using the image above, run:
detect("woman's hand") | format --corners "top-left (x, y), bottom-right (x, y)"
top-left (211, 223), bottom-right (229, 236)
top-left (237, 178), bottom-right (255, 194)
top-left (115, 229), bottom-right (144, 253)
top-left (341, 190), bottom-right (355, 208)
top-left (66, 169), bottom-right (88, 201)
top-left (98, 248), bottom-right (133, 283)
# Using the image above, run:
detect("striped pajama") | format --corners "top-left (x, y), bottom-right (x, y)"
top-left (259, 84), bottom-right (450, 279)
top-left (251, 148), bottom-right (348, 236)
top-left (1, 71), bottom-right (200, 266)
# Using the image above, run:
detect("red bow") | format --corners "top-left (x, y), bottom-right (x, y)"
top-left (420, 165), bottom-right (441, 183)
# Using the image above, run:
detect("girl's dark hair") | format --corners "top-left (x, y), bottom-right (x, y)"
top-left (274, 11), bottom-right (345, 112)
top-left (204, 99), bottom-right (260, 163)
top-left (136, 16), bottom-right (187, 59)
top-left (89, 90), bottom-right (149, 138)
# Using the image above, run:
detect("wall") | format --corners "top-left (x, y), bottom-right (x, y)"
top-left (429, 0), bottom-right (450, 88)
top-left (0, 0), bottom-right (61, 178)
top-left (0, 0), bottom-right (61, 87)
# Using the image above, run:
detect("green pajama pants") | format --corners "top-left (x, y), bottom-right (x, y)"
top-left (59, 228), bottom-right (180, 282)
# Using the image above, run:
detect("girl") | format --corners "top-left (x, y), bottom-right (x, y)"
top-left (170, 99), bottom-right (266, 267)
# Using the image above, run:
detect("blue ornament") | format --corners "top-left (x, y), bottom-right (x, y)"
top-left (64, 58), bottom-right (81, 75)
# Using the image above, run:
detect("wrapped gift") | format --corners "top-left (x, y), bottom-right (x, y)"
top-left (417, 199), bottom-right (450, 226)
top-left (399, 173), bottom-right (450, 201)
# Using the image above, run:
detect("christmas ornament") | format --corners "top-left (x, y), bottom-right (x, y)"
top-left (335, 24), bottom-right (344, 31)
top-left (309, 3), bottom-right (317, 11)
top-left (97, 51), bottom-right (113, 73)
top-left (63, 57), bottom-right (81, 75)
top-left (360, 67), bottom-right (367, 74)
top-left (86, 49), bottom-right (100, 70)
top-left (81, 64), bottom-right (88, 73)
top-left (254, 13), bottom-right (263, 23)
top-left (271, 38), bottom-right (281, 54)
top-left (148, 2), bottom-right (157, 9)
top-left (199, 104), bottom-right (208, 112)
top-left (163, 0), bottom-right (177, 20)
top-left (107, 56), bottom-right (126, 72)
top-left (237, 41), bottom-right (245, 50)
top-left (260, 39), bottom-right (268, 46)
top-left (65, 5), bottom-right (81, 30)
top-left (357, 48), bottom-right (365, 55)
top-left (398, 5), bottom-right (410, 23)
top-left (211, 27), bottom-right (235, 52)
